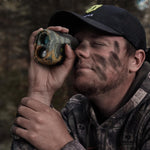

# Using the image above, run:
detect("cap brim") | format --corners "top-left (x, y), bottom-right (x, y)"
top-left (49, 11), bottom-right (121, 35)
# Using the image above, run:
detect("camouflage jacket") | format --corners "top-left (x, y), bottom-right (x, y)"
top-left (11, 62), bottom-right (150, 150)
top-left (61, 62), bottom-right (150, 150)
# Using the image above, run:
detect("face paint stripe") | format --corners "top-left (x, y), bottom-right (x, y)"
top-left (95, 66), bottom-right (107, 81)
top-left (91, 54), bottom-right (107, 80)
top-left (114, 41), bottom-right (120, 53)
top-left (109, 51), bottom-right (122, 69)
top-left (92, 54), bottom-right (107, 69)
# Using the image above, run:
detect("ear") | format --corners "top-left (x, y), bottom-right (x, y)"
top-left (128, 49), bottom-right (145, 72)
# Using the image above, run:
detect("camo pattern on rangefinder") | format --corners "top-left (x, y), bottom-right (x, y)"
top-left (34, 29), bottom-right (79, 65)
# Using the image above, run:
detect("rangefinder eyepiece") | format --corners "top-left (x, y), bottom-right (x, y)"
top-left (34, 29), bottom-right (79, 65)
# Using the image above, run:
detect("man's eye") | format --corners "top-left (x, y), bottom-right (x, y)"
top-left (92, 42), bottom-right (105, 47)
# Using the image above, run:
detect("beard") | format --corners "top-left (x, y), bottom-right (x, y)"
top-left (73, 64), bottom-right (128, 97)
top-left (73, 78), bottom-right (101, 96)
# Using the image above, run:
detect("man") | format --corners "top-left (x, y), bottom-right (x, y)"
top-left (11, 4), bottom-right (150, 150)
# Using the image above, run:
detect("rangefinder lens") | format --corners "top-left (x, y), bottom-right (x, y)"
top-left (37, 47), bottom-right (47, 58)
top-left (40, 33), bottom-right (49, 45)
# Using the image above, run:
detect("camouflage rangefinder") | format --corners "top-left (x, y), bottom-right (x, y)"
top-left (34, 29), bottom-right (79, 65)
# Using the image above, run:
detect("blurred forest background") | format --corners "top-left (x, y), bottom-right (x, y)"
top-left (0, 0), bottom-right (149, 149)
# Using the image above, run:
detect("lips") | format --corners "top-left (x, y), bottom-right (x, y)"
top-left (75, 62), bottom-right (91, 69)
top-left (76, 65), bottom-right (91, 70)
top-left (74, 62), bottom-right (94, 73)
top-left (74, 58), bottom-right (95, 74)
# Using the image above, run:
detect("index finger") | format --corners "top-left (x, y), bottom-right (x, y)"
top-left (47, 26), bottom-right (69, 33)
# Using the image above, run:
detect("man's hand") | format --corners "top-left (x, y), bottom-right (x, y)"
top-left (28, 26), bottom-right (76, 105)
top-left (13, 97), bottom-right (73, 150)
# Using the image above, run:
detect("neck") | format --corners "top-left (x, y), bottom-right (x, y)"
top-left (88, 73), bottom-right (136, 117)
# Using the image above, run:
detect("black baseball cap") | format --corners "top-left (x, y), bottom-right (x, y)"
top-left (49, 4), bottom-right (146, 51)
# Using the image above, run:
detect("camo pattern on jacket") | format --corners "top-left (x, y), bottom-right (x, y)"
top-left (11, 62), bottom-right (150, 150)
top-left (61, 62), bottom-right (150, 150)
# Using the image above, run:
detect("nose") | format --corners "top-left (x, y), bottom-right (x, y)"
top-left (75, 41), bottom-right (90, 59)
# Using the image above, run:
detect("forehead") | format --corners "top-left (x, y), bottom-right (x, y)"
top-left (75, 28), bottom-right (126, 46)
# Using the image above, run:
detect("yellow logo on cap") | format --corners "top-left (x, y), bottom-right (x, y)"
top-left (86, 4), bottom-right (103, 13)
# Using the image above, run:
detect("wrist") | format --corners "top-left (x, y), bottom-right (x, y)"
top-left (57, 136), bottom-right (74, 150)
top-left (61, 140), bottom-right (85, 150)
top-left (27, 89), bottom-right (54, 106)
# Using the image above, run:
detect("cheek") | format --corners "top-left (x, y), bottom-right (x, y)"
top-left (91, 51), bottom-right (123, 81)
top-left (91, 54), bottom-right (108, 81)
top-left (92, 54), bottom-right (107, 69)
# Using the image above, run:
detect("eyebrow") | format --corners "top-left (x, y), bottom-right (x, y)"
top-left (90, 34), bottom-right (112, 44)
